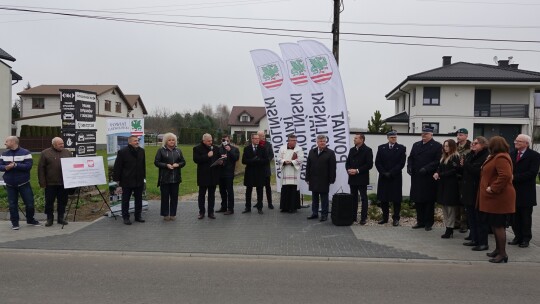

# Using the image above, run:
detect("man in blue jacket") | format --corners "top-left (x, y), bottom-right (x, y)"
top-left (0, 136), bottom-right (40, 230)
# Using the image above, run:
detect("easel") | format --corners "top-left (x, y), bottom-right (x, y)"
top-left (63, 185), bottom-right (117, 229)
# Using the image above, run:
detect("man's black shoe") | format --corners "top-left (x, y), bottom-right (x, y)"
top-left (471, 245), bottom-right (489, 251)
top-left (508, 238), bottom-right (521, 245)
top-left (216, 208), bottom-right (227, 213)
top-left (378, 219), bottom-right (388, 225)
top-left (135, 218), bottom-right (145, 223)
top-left (412, 224), bottom-right (425, 229)
top-left (320, 216), bottom-right (328, 222)
top-left (392, 220), bottom-right (400, 226)
top-left (519, 241), bottom-right (530, 248)
top-left (307, 214), bottom-right (318, 220)
top-left (123, 218), bottom-right (132, 225)
top-left (268, 204), bottom-right (274, 210)
top-left (242, 209), bottom-right (251, 214)
top-left (208, 214), bottom-right (216, 219)
top-left (45, 219), bottom-right (54, 227)
top-left (425, 226), bottom-right (433, 231)
top-left (463, 241), bottom-right (477, 246)
top-left (359, 219), bottom-right (367, 225)
top-left (57, 219), bottom-right (68, 225)
top-left (257, 209), bottom-right (264, 214)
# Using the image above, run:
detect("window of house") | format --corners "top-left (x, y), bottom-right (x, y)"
top-left (423, 87), bottom-right (440, 105)
top-left (115, 102), bottom-right (122, 113)
top-left (422, 122), bottom-right (440, 134)
top-left (411, 122), bottom-right (416, 133)
top-left (412, 89), bottom-right (416, 107)
top-left (32, 98), bottom-right (44, 109)
top-left (105, 100), bottom-right (111, 112)
top-left (240, 114), bottom-right (250, 122)
top-left (402, 96), bottom-right (406, 111)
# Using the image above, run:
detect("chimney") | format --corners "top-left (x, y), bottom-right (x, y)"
top-left (442, 56), bottom-right (452, 66)
top-left (510, 63), bottom-right (519, 69)
top-left (498, 60), bottom-right (510, 67)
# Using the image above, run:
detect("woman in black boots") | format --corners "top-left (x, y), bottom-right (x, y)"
top-left (433, 139), bottom-right (461, 239)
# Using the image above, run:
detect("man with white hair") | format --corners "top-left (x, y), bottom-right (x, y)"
top-left (38, 137), bottom-right (73, 227)
top-left (509, 134), bottom-right (540, 248)
top-left (0, 136), bottom-right (40, 230)
top-left (193, 133), bottom-right (221, 219)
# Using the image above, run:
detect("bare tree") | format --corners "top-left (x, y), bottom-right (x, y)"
top-left (145, 106), bottom-right (172, 134)
top-left (200, 103), bottom-right (214, 117)
top-left (214, 103), bottom-right (230, 131)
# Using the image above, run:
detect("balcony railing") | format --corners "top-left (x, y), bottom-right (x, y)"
top-left (474, 104), bottom-right (529, 118)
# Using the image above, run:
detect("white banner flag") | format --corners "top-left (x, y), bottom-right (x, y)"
top-left (278, 42), bottom-right (315, 195)
top-left (297, 40), bottom-right (351, 195)
top-left (250, 49), bottom-right (294, 191)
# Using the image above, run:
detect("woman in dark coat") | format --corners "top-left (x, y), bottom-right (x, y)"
top-left (478, 136), bottom-right (515, 263)
top-left (433, 139), bottom-right (460, 239)
top-left (459, 136), bottom-right (489, 248)
top-left (154, 133), bottom-right (186, 221)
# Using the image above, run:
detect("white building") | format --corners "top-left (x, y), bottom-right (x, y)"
top-left (228, 106), bottom-right (268, 141)
top-left (16, 85), bottom-right (148, 145)
top-left (385, 56), bottom-right (540, 145)
top-left (0, 48), bottom-right (22, 143)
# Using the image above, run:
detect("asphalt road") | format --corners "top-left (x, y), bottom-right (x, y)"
top-left (1, 251), bottom-right (539, 304)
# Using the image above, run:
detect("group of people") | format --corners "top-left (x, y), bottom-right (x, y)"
top-left (407, 127), bottom-right (539, 264)
top-left (1, 136), bottom-right (72, 229)
top-left (2, 128), bottom-right (538, 264)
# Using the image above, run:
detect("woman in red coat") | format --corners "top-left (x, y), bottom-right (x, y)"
top-left (478, 136), bottom-right (515, 263)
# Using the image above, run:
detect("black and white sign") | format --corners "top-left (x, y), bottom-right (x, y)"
top-left (76, 143), bottom-right (96, 156)
top-left (60, 89), bottom-right (97, 157)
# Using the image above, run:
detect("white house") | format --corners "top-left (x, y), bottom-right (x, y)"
top-left (228, 106), bottom-right (269, 141)
top-left (16, 85), bottom-right (148, 145)
top-left (0, 48), bottom-right (22, 144)
top-left (385, 56), bottom-right (540, 145)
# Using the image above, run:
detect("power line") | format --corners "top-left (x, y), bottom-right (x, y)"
top-left (418, 0), bottom-right (540, 5)
top-left (2, 4), bottom-right (540, 30)
top-left (1, 6), bottom-right (540, 44)
top-left (1, 6), bottom-right (539, 53)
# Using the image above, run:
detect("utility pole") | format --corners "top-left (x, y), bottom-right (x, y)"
top-left (332, 0), bottom-right (341, 65)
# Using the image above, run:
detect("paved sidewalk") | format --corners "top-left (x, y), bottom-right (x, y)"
top-left (0, 199), bottom-right (538, 263)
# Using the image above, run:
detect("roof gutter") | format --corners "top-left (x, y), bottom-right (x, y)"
top-left (398, 87), bottom-right (411, 133)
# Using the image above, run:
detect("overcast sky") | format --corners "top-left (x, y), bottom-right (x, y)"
top-left (2, 0), bottom-right (540, 129)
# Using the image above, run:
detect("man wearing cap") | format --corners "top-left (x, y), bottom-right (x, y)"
top-left (407, 127), bottom-right (442, 231)
top-left (456, 128), bottom-right (471, 233)
top-left (509, 134), bottom-right (540, 248)
top-left (375, 131), bottom-right (406, 226)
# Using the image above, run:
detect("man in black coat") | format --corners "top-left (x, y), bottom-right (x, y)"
top-left (113, 135), bottom-right (146, 225)
top-left (216, 134), bottom-right (240, 215)
top-left (375, 130), bottom-right (406, 226)
top-left (306, 135), bottom-right (337, 222)
top-left (509, 134), bottom-right (540, 248)
top-left (345, 133), bottom-right (373, 224)
top-left (407, 127), bottom-right (442, 231)
top-left (242, 133), bottom-right (268, 214)
top-left (193, 133), bottom-right (221, 219)
top-left (258, 130), bottom-right (274, 209)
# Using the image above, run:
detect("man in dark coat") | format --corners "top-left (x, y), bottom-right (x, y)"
top-left (345, 133), bottom-right (373, 224)
top-left (407, 127), bottom-right (442, 231)
top-left (375, 130), bottom-right (406, 226)
top-left (193, 133), bottom-right (221, 219)
top-left (455, 128), bottom-right (472, 233)
top-left (216, 134), bottom-right (240, 215)
top-left (258, 130), bottom-right (274, 209)
top-left (509, 134), bottom-right (540, 248)
top-left (242, 133), bottom-right (268, 214)
top-left (306, 135), bottom-right (337, 222)
top-left (113, 135), bottom-right (146, 225)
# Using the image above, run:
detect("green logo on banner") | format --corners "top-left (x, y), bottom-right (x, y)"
top-left (262, 64), bottom-right (279, 81)
top-left (290, 59), bottom-right (306, 76)
top-left (131, 120), bottom-right (142, 131)
top-left (309, 56), bottom-right (328, 74)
